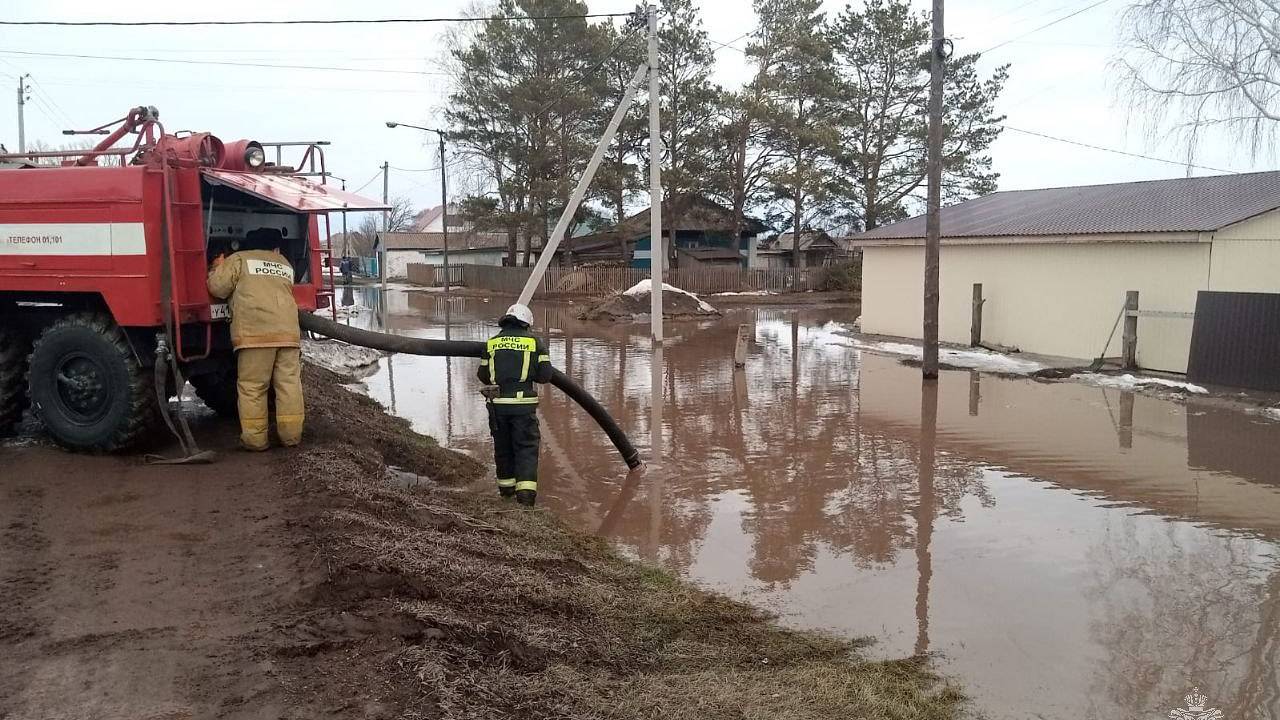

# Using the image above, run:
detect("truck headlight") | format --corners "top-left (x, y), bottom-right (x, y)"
top-left (245, 144), bottom-right (266, 168)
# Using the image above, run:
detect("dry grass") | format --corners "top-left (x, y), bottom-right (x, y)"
top-left (280, 366), bottom-right (965, 720)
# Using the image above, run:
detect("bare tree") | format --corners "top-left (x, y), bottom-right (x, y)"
top-left (25, 138), bottom-right (123, 167)
top-left (349, 197), bottom-right (415, 256)
top-left (1116, 0), bottom-right (1280, 158)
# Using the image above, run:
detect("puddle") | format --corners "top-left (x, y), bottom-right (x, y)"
top-left (383, 465), bottom-right (433, 491)
top-left (350, 288), bottom-right (1280, 720)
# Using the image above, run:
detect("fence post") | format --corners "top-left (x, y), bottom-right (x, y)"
top-left (734, 324), bottom-right (749, 368)
top-left (1122, 290), bottom-right (1140, 369)
top-left (970, 283), bottom-right (984, 347)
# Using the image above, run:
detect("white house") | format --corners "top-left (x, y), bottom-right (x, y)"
top-left (409, 203), bottom-right (464, 233)
top-left (375, 230), bottom-right (510, 279)
top-left (852, 171), bottom-right (1280, 374)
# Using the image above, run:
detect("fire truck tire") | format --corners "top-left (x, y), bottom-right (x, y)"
top-left (189, 361), bottom-right (239, 419)
top-left (0, 326), bottom-right (31, 436)
top-left (27, 313), bottom-right (160, 452)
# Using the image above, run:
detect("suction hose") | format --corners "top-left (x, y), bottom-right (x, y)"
top-left (299, 311), bottom-right (643, 470)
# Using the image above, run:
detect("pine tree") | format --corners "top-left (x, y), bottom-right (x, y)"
top-left (446, 0), bottom-right (611, 265)
top-left (753, 0), bottom-right (843, 272)
top-left (594, 22), bottom-right (649, 263)
top-left (830, 0), bottom-right (1008, 230)
top-left (655, 0), bottom-right (721, 266)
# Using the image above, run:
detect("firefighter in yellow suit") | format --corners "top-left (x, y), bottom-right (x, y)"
top-left (206, 229), bottom-right (304, 451)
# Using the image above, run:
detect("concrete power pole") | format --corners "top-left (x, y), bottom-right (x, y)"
top-left (381, 161), bottom-right (390, 294)
top-left (16, 75), bottom-right (29, 154)
top-left (438, 134), bottom-right (450, 293)
top-left (647, 3), bottom-right (664, 343)
top-left (922, 0), bottom-right (946, 379)
top-left (340, 179), bottom-right (349, 257)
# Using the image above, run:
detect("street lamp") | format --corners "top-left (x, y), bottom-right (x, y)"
top-left (386, 120), bottom-right (450, 293)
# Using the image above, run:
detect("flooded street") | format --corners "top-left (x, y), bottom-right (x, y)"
top-left (342, 286), bottom-right (1280, 719)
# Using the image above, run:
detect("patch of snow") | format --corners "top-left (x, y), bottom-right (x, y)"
top-left (712, 290), bottom-right (776, 297)
top-left (622, 279), bottom-right (717, 313)
top-left (840, 337), bottom-right (1045, 375)
top-left (1246, 406), bottom-right (1280, 422)
top-left (1074, 373), bottom-right (1208, 394)
top-left (303, 338), bottom-right (383, 377)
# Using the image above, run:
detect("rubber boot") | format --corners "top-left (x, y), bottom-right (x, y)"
top-left (498, 487), bottom-right (516, 499)
top-left (515, 490), bottom-right (537, 507)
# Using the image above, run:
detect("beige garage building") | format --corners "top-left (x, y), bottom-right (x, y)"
top-left (853, 172), bottom-right (1280, 373)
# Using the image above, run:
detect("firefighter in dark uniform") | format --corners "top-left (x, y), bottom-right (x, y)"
top-left (477, 303), bottom-right (552, 506)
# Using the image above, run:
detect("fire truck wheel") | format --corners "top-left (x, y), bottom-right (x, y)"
top-left (0, 326), bottom-right (31, 436)
top-left (189, 361), bottom-right (239, 418)
top-left (27, 313), bottom-right (160, 452)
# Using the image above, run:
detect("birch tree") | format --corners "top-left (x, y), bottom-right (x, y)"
top-left (1117, 0), bottom-right (1280, 157)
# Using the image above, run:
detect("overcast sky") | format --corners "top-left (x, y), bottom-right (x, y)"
top-left (1, 0), bottom-right (1271, 224)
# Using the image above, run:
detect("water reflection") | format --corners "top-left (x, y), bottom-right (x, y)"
top-left (354, 289), bottom-right (1280, 720)
top-left (915, 381), bottom-right (937, 657)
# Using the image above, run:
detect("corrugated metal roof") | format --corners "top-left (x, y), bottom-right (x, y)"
top-left (772, 230), bottom-right (835, 251)
top-left (202, 170), bottom-right (389, 212)
top-left (856, 171), bottom-right (1280, 240)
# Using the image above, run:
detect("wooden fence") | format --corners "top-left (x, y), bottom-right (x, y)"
top-left (405, 263), bottom-right (466, 287)
top-left (408, 263), bottom-right (823, 296)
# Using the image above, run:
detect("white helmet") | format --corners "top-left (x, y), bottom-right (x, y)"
top-left (501, 303), bottom-right (534, 328)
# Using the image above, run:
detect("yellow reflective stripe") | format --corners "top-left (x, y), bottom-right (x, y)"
top-left (520, 350), bottom-right (531, 381)
top-left (496, 478), bottom-right (517, 488)
top-left (515, 480), bottom-right (538, 492)
top-left (479, 360), bottom-right (488, 366)
top-left (537, 355), bottom-right (550, 363)
top-left (488, 355), bottom-right (496, 384)
top-left (492, 396), bottom-right (539, 405)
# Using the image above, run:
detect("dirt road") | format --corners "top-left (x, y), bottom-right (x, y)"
top-left (0, 366), bottom-right (960, 720)
top-left (0, 419), bottom-right (314, 719)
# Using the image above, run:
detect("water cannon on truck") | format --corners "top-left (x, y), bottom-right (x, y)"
top-left (0, 106), bottom-right (387, 451)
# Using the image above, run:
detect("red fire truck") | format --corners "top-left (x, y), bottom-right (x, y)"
top-left (0, 106), bottom-right (385, 451)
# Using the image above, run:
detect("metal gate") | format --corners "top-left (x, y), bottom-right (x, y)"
top-left (1187, 291), bottom-right (1280, 391)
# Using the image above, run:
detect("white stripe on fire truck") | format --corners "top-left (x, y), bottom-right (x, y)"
top-left (0, 223), bottom-right (147, 256)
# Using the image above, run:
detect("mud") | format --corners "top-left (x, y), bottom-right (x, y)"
top-left (0, 360), bottom-right (960, 719)
top-left (356, 291), bottom-right (1280, 720)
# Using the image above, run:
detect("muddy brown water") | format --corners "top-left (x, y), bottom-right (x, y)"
top-left (341, 287), bottom-right (1280, 720)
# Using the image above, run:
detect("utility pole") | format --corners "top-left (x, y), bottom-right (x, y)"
top-left (340, 178), bottom-right (349, 257)
top-left (922, 0), bottom-right (946, 379)
top-left (437, 133), bottom-right (451, 293)
top-left (381, 161), bottom-right (389, 294)
top-left (647, 3), bottom-right (664, 343)
top-left (16, 75), bottom-right (29, 154)
top-left (385, 122), bottom-right (452, 293)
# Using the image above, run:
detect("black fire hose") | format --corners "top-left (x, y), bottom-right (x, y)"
top-left (299, 312), bottom-right (643, 469)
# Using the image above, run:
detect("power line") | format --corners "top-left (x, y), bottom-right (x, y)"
top-left (979, 0), bottom-right (1115, 54)
top-left (0, 12), bottom-right (632, 27)
top-left (0, 49), bottom-right (448, 76)
top-left (26, 77), bottom-right (76, 128)
top-left (709, 30), bottom-right (753, 54)
top-left (32, 76), bottom-right (437, 96)
top-left (351, 170), bottom-right (384, 195)
top-left (391, 161), bottom-right (466, 173)
top-left (1000, 125), bottom-right (1239, 173)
